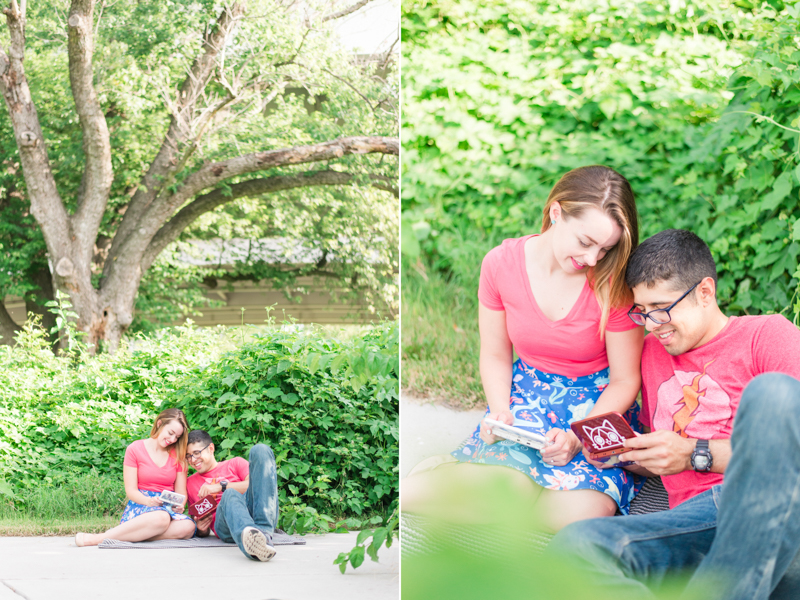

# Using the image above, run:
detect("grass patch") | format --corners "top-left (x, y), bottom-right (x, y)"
top-left (402, 257), bottom-right (484, 409)
top-left (0, 472), bottom-right (125, 536)
top-left (0, 515), bottom-right (120, 536)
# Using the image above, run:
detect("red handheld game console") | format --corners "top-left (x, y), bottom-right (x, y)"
top-left (188, 494), bottom-right (218, 518)
top-left (570, 411), bottom-right (637, 463)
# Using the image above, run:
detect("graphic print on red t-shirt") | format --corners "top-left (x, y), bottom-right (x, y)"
top-left (652, 360), bottom-right (733, 439)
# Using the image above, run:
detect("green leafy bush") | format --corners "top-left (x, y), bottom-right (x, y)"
top-left (0, 320), bottom-right (398, 532)
top-left (402, 0), bottom-right (800, 323)
top-left (173, 321), bottom-right (400, 531)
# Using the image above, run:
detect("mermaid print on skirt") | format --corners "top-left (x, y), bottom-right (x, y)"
top-left (452, 358), bottom-right (645, 514)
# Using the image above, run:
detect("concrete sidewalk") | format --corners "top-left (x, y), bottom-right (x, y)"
top-left (400, 394), bottom-right (485, 478)
top-left (0, 532), bottom-right (398, 600)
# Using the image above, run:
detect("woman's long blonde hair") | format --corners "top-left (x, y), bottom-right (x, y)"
top-left (541, 166), bottom-right (639, 337)
top-left (150, 408), bottom-right (189, 470)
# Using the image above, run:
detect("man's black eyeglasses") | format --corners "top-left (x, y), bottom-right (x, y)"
top-left (185, 443), bottom-right (211, 462)
top-left (627, 281), bottom-right (701, 326)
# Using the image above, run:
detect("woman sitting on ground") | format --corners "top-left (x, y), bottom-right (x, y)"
top-left (402, 165), bottom-right (645, 533)
top-left (75, 408), bottom-right (196, 546)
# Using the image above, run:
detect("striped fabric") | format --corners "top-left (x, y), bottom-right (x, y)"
top-left (98, 529), bottom-right (305, 549)
top-left (402, 476), bottom-right (670, 558)
top-left (626, 476), bottom-right (670, 516)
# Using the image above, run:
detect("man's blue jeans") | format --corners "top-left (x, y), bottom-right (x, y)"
top-left (548, 373), bottom-right (800, 600)
top-left (215, 444), bottom-right (280, 560)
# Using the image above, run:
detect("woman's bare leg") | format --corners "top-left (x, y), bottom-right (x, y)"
top-left (402, 462), bottom-right (545, 524)
top-left (533, 488), bottom-right (617, 534)
top-left (150, 518), bottom-right (196, 540)
top-left (79, 511), bottom-right (172, 546)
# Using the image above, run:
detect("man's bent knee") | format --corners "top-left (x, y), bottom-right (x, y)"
top-left (737, 374), bottom-right (800, 440)
top-left (742, 373), bottom-right (800, 412)
top-left (249, 443), bottom-right (275, 464)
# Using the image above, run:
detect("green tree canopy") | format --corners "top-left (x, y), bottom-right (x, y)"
top-left (402, 0), bottom-right (800, 323)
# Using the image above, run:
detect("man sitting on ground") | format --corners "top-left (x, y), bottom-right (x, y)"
top-left (549, 229), bottom-right (800, 599)
top-left (186, 430), bottom-right (279, 562)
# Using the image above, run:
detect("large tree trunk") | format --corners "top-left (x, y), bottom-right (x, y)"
top-left (1, 0), bottom-right (398, 354)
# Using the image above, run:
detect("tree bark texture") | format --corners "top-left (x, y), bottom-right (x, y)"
top-left (0, 0), bottom-right (398, 353)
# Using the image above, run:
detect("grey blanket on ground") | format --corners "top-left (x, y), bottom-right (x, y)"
top-left (98, 529), bottom-right (305, 549)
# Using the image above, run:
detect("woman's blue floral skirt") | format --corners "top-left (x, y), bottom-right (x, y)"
top-left (451, 359), bottom-right (645, 514)
top-left (120, 489), bottom-right (195, 525)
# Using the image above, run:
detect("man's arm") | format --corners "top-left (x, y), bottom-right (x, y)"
top-left (198, 475), bottom-right (250, 498)
top-left (229, 477), bottom-right (249, 493)
top-left (619, 431), bottom-right (731, 476)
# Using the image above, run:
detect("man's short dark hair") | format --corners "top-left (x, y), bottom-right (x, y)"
top-left (188, 429), bottom-right (213, 447)
top-left (625, 229), bottom-right (717, 295)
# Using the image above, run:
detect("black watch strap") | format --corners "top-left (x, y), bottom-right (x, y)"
top-left (691, 439), bottom-right (713, 472)
top-left (220, 480), bottom-right (228, 493)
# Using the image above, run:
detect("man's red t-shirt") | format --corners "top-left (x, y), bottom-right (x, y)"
top-left (187, 457), bottom-right (249, 533)
top-left (640, 315), bottom-right (800, 508)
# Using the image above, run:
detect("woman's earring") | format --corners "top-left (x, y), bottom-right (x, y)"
top-left (551, 219), bottom-right (556, 225)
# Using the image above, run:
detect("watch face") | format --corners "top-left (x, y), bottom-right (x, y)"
top-left (694, 455), bottom-right (710, 470)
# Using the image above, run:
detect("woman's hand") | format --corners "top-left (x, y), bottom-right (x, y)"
top-left (479, 410), bottom-right (513, 444)
top-left (143, 496), bottom-right (164, 508)
top-left (540, 428), bottom-right (583, 467)
top-left (581, 447), bottom-right (616, 470)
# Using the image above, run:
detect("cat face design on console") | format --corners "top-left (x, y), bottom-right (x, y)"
top-left (582, 419), bottom-right (624, 449)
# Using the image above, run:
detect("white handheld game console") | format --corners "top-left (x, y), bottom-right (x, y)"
top-left (484, 418), bottom-right (550, 450)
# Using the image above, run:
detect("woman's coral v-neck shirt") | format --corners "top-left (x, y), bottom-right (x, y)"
top-left (478, 235), bottom-right (637, 378)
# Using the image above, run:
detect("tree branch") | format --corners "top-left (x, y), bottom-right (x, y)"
top-left (169, 135), bottom-right (397, 210)
top-left (322, 0), bottom-right (375, 22)
top-left (67, 0), bottom-right (113, 265)
top-left (107, 1), bottom-right (246, 275)
top-left (320, 67), bottom-right (375, 112)
top-left (121, 136), bottom-right (398, 265)
top-left (0, 2), bottom-right (72, 262)
top-left (142, 168), bottom-right (397, 270)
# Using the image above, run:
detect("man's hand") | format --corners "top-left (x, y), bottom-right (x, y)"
top-left (196, 514), bottom-right (213, 537)
top-left (618, 430), bottom-right (695, 475)
top-left (198, 482), bottom-right (222, 498)
top-left (479, 410), bottom-right (513, 444)
top-left (540, 428), bottom-right (582, 467)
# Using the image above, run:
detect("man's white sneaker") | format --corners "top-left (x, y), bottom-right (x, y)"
top-left (242, 526), bottom-right (276, 562)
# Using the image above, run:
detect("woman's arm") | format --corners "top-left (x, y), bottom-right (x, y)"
top-left (544, 326), bottom-right (643, 467)
top-left (123, 465), bottom-right (162, 507)
top-left (478, 304), bottom-right (514, 443)
top-left (172, 470), bottom-right (188, 513)
top-left (587, 326), bottom-right (644, 417)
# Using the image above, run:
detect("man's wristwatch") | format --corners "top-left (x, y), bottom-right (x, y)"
top-left (691, 440), bottom-right (713, 472)
top-left (220, 480), bottom-right (229, 493)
